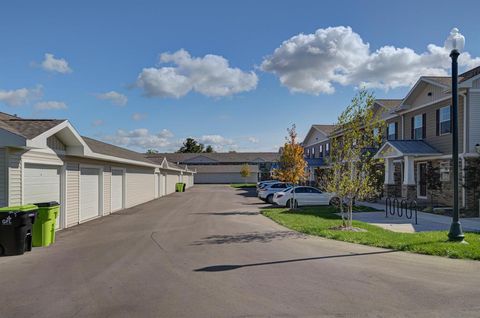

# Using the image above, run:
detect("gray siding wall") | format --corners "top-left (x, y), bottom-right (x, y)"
top-left (66, 162), bottom-right (80, 227)
top-left (411, 83), bottom-right (449, 107)
top-left (305, 140), bottom-right (330, 159)
top-left (468, 91), bottom-right (480, 152)
top-left (0, 148), bottom-right (6, 207)
top-left (403, 96), bottom-right (464, 154)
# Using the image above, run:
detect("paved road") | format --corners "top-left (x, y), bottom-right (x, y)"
top-left (1, 185), bottom-right (480, 318)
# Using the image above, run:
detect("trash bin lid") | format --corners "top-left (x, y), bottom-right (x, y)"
top-left (35, 201), bottom-right (59, 207)
top-left (0, 204), bottom-right (38, 213)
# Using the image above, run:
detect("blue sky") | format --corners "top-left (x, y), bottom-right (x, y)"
top-left (1, 0), bottom-right (480, 152)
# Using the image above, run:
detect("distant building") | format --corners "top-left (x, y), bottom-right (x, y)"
top-left (146, 152), bottom-right (280, 184)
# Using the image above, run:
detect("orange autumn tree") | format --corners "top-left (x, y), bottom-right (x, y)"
top-left (274, 125), bottom-right (307, 207)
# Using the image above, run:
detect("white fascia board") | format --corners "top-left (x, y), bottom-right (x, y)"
top-left (81, 151), bottom-right (159, 168)
top-left (27, 120), bottom-right (89, 154)
top-left (0, 129), bottom-right (26, 147)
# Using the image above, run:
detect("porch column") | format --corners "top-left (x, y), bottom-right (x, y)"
top-left (384, 158), bottom-right (394, 184)
top-left (403, 155), bottom-right (416, 199)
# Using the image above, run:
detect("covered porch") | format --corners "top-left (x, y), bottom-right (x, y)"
top-left (374, 140), bottom-right (442, 200)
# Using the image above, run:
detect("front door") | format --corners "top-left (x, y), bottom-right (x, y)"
top-left (417, 163), bottom-right (427, 198)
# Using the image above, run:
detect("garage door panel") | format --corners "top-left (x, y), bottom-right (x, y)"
top-left (80, 168), bottom-right (101, 221)
top-left (24, 163), bottom-right (62, 229)
top-left (24, 164), bottom-right (61, 204)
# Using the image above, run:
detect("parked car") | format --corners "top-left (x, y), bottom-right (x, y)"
top-left (258, 182), bottom-right (293, 203)
top-left (272, 186), bottom-right (338, 208)
top-left (256, 180), bottom-right (278, 192)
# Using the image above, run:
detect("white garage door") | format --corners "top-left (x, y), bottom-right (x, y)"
top-left (111, 169), bottom-right (124, 212)
top-left (24, 163), bottom-right (61, 228)
top-left (80, 167), bottom-right (101, 222)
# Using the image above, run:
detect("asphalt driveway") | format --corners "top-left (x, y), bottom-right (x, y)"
top-left (1, 185), bottom-right (480, 317)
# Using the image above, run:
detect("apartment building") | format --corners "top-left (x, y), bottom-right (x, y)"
top-left (303, 66), bottom-right (480, 210)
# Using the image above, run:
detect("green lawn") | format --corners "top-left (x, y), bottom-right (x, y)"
top-left (262, 206), bottom-right (480, 260)
top-left (230, 183), bottom-right (257, 188)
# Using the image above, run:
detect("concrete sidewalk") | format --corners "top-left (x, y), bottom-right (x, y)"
top-left (355, 201), bottom-right (480, 233)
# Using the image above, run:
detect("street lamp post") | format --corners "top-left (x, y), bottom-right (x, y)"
top-left (445, 28), bottom-right (465, 242)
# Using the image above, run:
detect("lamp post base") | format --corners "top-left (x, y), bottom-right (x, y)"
top-left (448, 221), bottom-right (465, 242)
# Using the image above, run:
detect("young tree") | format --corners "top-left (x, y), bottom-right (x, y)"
top-left (177, 138), bottom-right (205, 153)
top-left (240, 164), bottom-right (251, 184)
top-left (146, 149), bottom-right (159, 154)
top-left (273, 124), bottom-right (307, 208)
top-left (326, 89), bottom-right (385, 229)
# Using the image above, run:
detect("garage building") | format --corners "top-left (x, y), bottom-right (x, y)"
top-left (0, 112), bottom-right (195, 230)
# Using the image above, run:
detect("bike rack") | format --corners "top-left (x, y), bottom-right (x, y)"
top-left (385, 197), bottom-right (418, 224)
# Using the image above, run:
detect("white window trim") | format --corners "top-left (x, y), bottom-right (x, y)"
top-left (414, 114), bottom-right (423, 140)
top-left (439, 105), bottom-right (451, 136)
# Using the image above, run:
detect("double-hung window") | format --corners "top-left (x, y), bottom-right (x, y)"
top-left (325, 143), bottom-right (330, 155)
top-left (413, 115), bottom-right (424, 140)
top-left (319, 145), bottom-right (323, 157)
top-left (388, 122), bottom-right (397, 140)
top-left (439, 106), bottom-right (451, 135)
top-left (311, 147), bottom-right (315, 158)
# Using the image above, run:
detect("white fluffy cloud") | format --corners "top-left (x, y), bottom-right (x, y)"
top-left (159, 129), bottom-right (174, 138)
top-left (34, 101), bottom-right (67, 111)
top-left (41, 53), bottom-right (72, 74)
top-left (136, 49), bottom-right (258, 98)
top-left (0, 86), bottom-right (42, 106)
top-left (198, 134), bottom-right (236, 151)
top-left (96, 91), bottom-right (128, 106)
top-left (103, 128), bottom-right (171, 150)
top-left (261, 26), bottom-right (480, 94)
top-left (248, 136), bottom-right (259, 143)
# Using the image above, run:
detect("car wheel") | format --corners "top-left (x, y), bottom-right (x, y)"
top-left (329, 197), bottom-right (340, 206)
top-left (266, 194), bottom-right (274, 204)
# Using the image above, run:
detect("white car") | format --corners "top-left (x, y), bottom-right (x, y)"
top-left (256, 180), bottom-right (279, 192)
top-left (258, 182), bottom-right (292, 203)
top-left (272, 186), bottom-right (338, 208)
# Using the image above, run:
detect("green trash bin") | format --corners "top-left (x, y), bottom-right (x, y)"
top-left (32, 201), bottom-right (60, 247)
top-left (175, 183), bottom-right (186, 192)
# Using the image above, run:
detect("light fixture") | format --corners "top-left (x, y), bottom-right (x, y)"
top-left (445, 28), bottom-right (465, 53)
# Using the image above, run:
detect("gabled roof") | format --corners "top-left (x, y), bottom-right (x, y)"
top-left (374, 99), bottom-right (402, 110)
top-left (312, 124), bottom-right (335, 135)
top-left (374, 140), bottom-right (441, 159)
top-left (82, 136), bottom-right (157, 165)
top-left (146, 152), bottom-right (280, 164)
top-left (0, 117), bottom-right (65, 139)
top-left (459, 65), bottom-right (480, 83)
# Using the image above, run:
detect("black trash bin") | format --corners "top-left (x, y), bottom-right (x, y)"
top-left (0, 205), bottom-right (37, 256)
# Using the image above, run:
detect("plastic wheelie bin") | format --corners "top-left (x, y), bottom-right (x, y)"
top-left (0, 205), bottom-right (37, 256)
top-left (175, 183), bottom-right (186, 192)
top-left (32, 201), bottom-right (60, 247)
